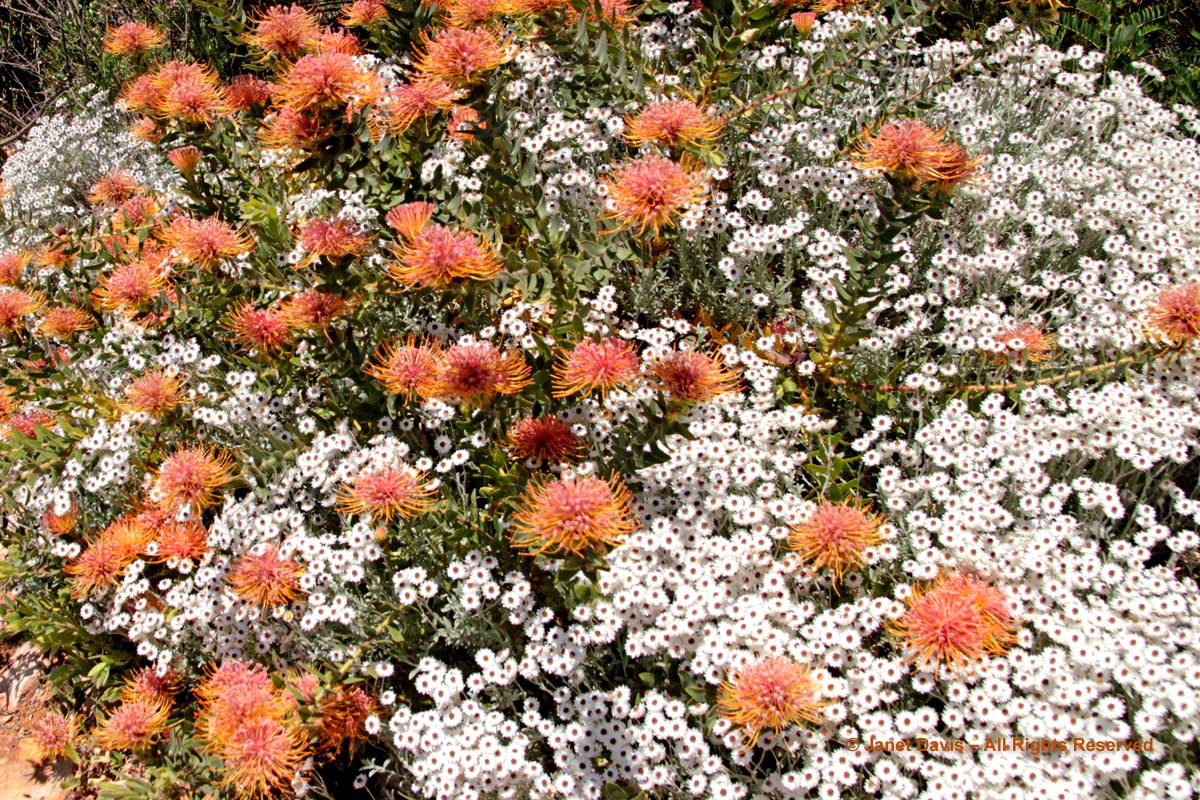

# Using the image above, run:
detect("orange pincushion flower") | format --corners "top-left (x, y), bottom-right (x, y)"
top-left (119, 75), bottom-right (161, 115)
top-left (3, 409), bottom-right (55, 439)
top-left (382, 79), bottom-right (461, 134)
top-left (88, 170), bottom-right (141, 206)
top-left (228, 74), bottom-right (277, 111)
top-left (279, 289), bottom-right (350, 331)
top-left (94, 698), bottom-right (172, 751)
top-left (121, 667), bottom-right (180, 705)
top-left (113, 195), bottom-right (161, 229)
top-left (433, 342), bottom-right (531, 405)
top-left (791, 11), bottom-right (817, 33)
top-left (413, 27), bottom-right (512, 85)
top-left (0, 252), bottom-right (30, 286)
top-left (38, 307), bottom-right (95, 340)
top-left (104, 22), bottom-right (166, 55)
top-left (28, 711), bottom-right (75, 762)
top-left (65, 516), bottom-right (153, 598)
top-left (448, 105), bottom-right (484, 140)
top-left (123, 371), bottom-right (186, 417)
top-left (341, 0), bottom-right (389, 27)
top-left (510, 472), bottom-right (638, 557)
top-left (149, 62), bottom-right (230, 123)
top-left (130, 116), bottom-right (161, 143)
top-left (442, 0), bottom-right (517, 27)
top-left (989, 323), bottom-right (1056, 365)
top-left (788, 500), bottom-right (884, 585)
top-left (220, 717), bottom-right (308, 798)
top-left (260, 107), bottom-right (330, 150)
top-left (42, 503), bottom-right (81, 536)
top-left (0, 288), bottom-right (46, 332)
top-left (298, 216), bottom-right (373, 261)
top-left (276, 51), bottom-right (383, 112)
top-left (154, 446), bottom-right (238, 513)
top-left (160, 216), bottom-right (252, 269)
top-left (890, 573), bottom-right (1016, 674)
top-left (625, 100), bottom-right (721, 149)
top-left (315, 686), bottom-right (379, 759)
top-left (244, 4), bottom-right (321, 59)
top-left (1147, 282), bottom-right (1200, 348)
top-left (151, 519), bottom-right (209, 562)
top-left (648, 349), bottom-right (741, 403)
top-left (336, 465), bottom-right (437, 521)
top-left (0, 387), bottom-right (14, 421)
top-left (225, 303), bottom-right (292, 355)
top-left (507, 416), bottom-right (582, 464)
top-left (93, 255), bottom-right (170, 316)
top-left (168, 146), bottom-right (202, 176)
top-left (385, 202), bottom-right (436, 240)
top-left (604, 155), bottom-right (706, 235)
top-left (717, 659), bottom-right (825, 748)
top-left (228, 547), bottom-right (305, 608)
top-left (33, 241), bottom-right (73, 268)
top-left (317, 28), bottom-right (365, 56)
top-left (365, 336), bottom-right (441, 399)
top-left (552, 337), bottom-right (640, 398)
top-left (388, 225), bottom-right (502, 288)
top-left (851, 119), bottom-right (980, 192)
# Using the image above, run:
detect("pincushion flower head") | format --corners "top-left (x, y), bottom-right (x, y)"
top-left (432, 342), bottom-right (531, 405)
top-left (39, 307), bottom-right (95, 340)
top-left (648, 348), bottom-right (741, 403)
top-left (382, 79), bottom-right (462, 135)
top-left (160, 216), bottom-right (252, 269)
top-left (341, 0), bottom-right (389, 27)
top-left (150, 519), bottom-right (209, 562)
top-left (625, 100), bottom-right (722, 149)
top-left (65, 517), bottom-right (153, 598)
top-left (851, 118), bottom-right (980, 193)
top-left (0, 252), bottom-right (29, 286)
top-left (121, 667), bottom-right (180, 705)
top-left (167, 145), bottom-right (202, 176)
top-left (298, 216), bottom-right (373, 263)
top-left (260, 107), bottom-right (330, 150)
top-left (219, 717), bottom-right (308, 797)
top-left (94, 698), bottom-right (172, 751)
top-left (336, 464), bottom-right (437, 521)
top-left (603, 155), bottom-right (706, 236)
top-left (717, 659), bottom-right (825, 748)
top-left (386, 202), bottom-right (436, 240)
top-left (28, 711), bottom-right (75, 762)
top-left (442, 0), bottom-right (517, 27)
top-left (88, 170), bottom-right (141, 206)
top-left (890, 573), bottom-right (1017, 674)
top-left (509, 472), bottom-right (638, 557)
top-left (122, 371), bottom-right (186, 417)
top-left (788, 499), bottom-right (885, 586)
top-left (989, 323), bottom-right (1056, 365)
top-left (147, 61), bottom-right (230, 123)
top-left (276, 51), bottom-right (384, 113)
top-left (228, 546), bottom-right (305, 608)
top-left (0, 288), bottom-right (46, 333)
top-left (315, 686), bottom-right (380, 759)
top-left (244, 4), bottom-right (321, 59)
top-left (153, 445), bottom-right (238, 513)
top-left (103, 22), bottom-right (166, 55)
top-left (280, 289), bottom-right (350, 331)
top-left (1146, 282), bottom-right (1200, 348)
top-left (366, 336), bottom-right (442, 400)
top-left (224, 303), bottom-right (292, 355)
top-left (92, 253), bottom-right (171, 316)
top-left (388, 224), bottom-right (502, 287)
top-left (228, 74), bottom-right (276, 110)
top-left (507, 416), bottom-right (583, 464)
top-left (552, 337), bottom-right (640, 398)
top-left (413, 27), bottom-right (513, 85)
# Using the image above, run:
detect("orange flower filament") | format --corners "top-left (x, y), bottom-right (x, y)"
top-left (280, 289), bottom-right (350, 331)
top-left (433, 342), bottom-right (530, 405)
top-left (0, 288), bottom-right (46, 332)
top-left (388, 224), bottom-right (502, 288)
top-left (341, 0), bottom-right (389, 27)
top-left (244, 4), bottom-right (321, 59)
top-left (989, 323), bottom-right (1056, 365)
top-left (507, 416), bottom-right (582, 464)
top-left (788, 500), bottom-right (884, 585)
top-left (161, 216), bottom-right (252, 269)
top-left (1147, 282), bottom-right (1200, 348)
top-left (225, 303), bottom-right (292, 355)
top-left (298, 216), bottom-right (372, 261)
top-left (94, 698), bottom-right (172, 751)
top-left (228, 546), bottom-right (305, 608)
top-left (88, 170), bottom-right (141, 206)
top-left (413, 27), bottom-right (512, 85)
top-left (382, 79), bottom-right (462, 135)
top-left (625, 100), bottom-right (721, 149)
top-left (39, 307), bottom-right (95, 340)
top-left (154, 446), bottom-right (238, 513)
top-left (851, 119), bottom-right (980, 193)
top-left (93, 255), bottom-right (171, 316)
top-left (276, 51), bottom-right (383, 112)
top-left (509, 473), bottom-right (638, 557)
top-left (0, 252), bottom-right (29, 286)
top-left (604, 155), bottom-right (705, 235)
top-left (123, 371), bottom-right (186, 417)
top-left (717, 659), bottom-right (825, 748)
top-left (336, 464), bottom-right (437, 521)
top-left (385, 202), bottom-right (436, 240)
top-left (648, 349), bottom-right (741, 403)
top-left (103, 22), bottom-right (166, 55)
top-left (552, 337), bottom-right (640, 398)
top-left (365, 336), bottom-right (442, 400)
top-left (890, 573), bottom-right (1016, 674)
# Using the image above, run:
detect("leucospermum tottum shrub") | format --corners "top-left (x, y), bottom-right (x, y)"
top-left (0, 1), bottom-right (1199, 799)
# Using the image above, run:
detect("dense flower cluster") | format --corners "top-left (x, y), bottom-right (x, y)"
top-left (0, 3), bottom-right (1197, 800)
